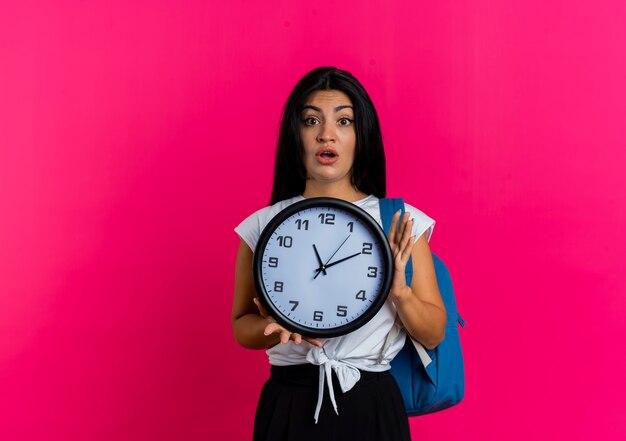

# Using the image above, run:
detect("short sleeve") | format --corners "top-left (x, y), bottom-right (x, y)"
top-left (234, 212), bottom-right (261, 252)
top-left (234, 196), bottom-right (304, 252)
top-left (404, 203), bottom-right (435, 243)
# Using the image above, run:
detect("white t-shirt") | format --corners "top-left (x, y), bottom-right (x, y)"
top-left (234, 194), bottom-right (435, 422)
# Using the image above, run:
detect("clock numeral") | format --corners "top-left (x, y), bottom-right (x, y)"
top-left (318, 213), bottom-right (335, 225)
top-left (289, 300), bottom-right (299, 311)
top-left (367, 267), bottom-right (378, 278)
top-left (347, 221), bottom-right (354, 233)
top-left (268, 257), bottom-right (278, 268)
top-left (313, 310), bottom-right (324, 322)
top-left (295, 219), bottom-right (309, 230)
top-left (337, 305), bottom-right (348, 317)
top-left (362, 242), bottom-right (373, 254)
top-left (356, 290), bottom-right (366, 301)
top-left (274, 281), bottom-right (284, 292)
top-left (277, 235), bottom-right (293, 248)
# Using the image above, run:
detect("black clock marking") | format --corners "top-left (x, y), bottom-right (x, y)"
top-left (277, 235), bottom-right (293, 247)
top-left (318, 213), bottom-right (335, 225)
top-left (312, 244), bottom-right (327, 276)
top-left (295, 219), bottom-right (309, 230)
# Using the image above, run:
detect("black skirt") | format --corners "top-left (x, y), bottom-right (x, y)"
top-left (253, 364), bottom-right (411, 441)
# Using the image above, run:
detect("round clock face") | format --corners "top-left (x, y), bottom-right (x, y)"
top-left (253, 197), bottom-right (393, 338)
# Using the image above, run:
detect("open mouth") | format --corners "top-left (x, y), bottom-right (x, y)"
top-left (316, 148), bottom-right (338, 159)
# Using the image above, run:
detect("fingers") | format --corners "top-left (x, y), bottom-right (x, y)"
top-left (389, 211), bottom-right (414, 253)
top-left (268, 326), bottom-right (323, 347)
top-left (398, 217), bottom-right (414, 254)
top-left (291, 332), bottom-right (323, 347)
top-left (398, 233), bottom-right (415, 265)
top-left (389, 211), bottom-right (413, 246)
top-left (258, 302), bottom-right (324, 347)
top-left (303, 336), bottom-right (324, 348)
top-left (388, 210), bottom-right (402, 244)
top-left (253, 297), bottom-right (270, 318)
top-left (263, 321), bottom-right (283, 337)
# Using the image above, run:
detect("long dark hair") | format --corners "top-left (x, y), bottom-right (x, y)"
top-left (270, 67), bottom-right (386, 204)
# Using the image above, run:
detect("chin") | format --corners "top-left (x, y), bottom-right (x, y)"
top-left (317, 174), bottom-right (351, 185)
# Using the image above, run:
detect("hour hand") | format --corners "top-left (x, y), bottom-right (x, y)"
top-left (313, 244), bottom-right (327, 277)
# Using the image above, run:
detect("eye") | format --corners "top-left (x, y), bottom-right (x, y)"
top-left (302, 117), bottom-right (319, 126)
top-left (338, 118), bottom-right (353, 126)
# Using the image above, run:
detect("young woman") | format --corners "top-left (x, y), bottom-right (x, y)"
top-left (232, 67), bottom-right (446, 441)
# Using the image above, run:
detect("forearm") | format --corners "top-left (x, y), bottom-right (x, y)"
top-left (392, 286), bottom-right (447, 350)
top-left (233, 313), bottom-right (279, 349)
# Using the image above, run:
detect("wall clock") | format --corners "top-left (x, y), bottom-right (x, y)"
top-left (253, 197), bottom-right (393, 338)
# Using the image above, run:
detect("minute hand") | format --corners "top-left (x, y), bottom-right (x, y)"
top-left (318, 252), bottom-right (362, 272)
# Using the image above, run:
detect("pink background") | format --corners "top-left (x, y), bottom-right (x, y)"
top-left (1, 1), bottom-right (625, 440)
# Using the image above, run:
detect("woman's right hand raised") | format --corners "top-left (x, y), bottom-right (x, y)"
top-left (253, 298), bottom-right (324, 348)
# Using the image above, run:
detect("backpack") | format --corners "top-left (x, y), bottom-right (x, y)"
top-left (379, 198), bottom-right (466, 416)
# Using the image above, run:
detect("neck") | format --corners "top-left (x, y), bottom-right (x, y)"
top-left (302, 180), bottom-right (368, 202)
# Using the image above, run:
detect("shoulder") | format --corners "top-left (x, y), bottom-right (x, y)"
top-left (355, 196), bottom-right (436, 242)
top-left (234, 196), bottom-right (304, 251)
top-left (403, 201), bottom-right (436, 242)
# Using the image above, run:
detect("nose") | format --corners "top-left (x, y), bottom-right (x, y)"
top-left (316, 122), bottom-right (336, 143)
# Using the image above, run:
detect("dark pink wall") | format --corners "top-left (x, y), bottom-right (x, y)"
top-left (1, 1), bottom-right (625, 440)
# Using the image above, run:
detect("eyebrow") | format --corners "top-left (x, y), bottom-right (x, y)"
top-left (302, 105), bottom-right (354, 112)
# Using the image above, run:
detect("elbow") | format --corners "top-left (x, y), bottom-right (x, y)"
top-left (232, 328), bottom-right (248, 348)
top-left (407, 326), bottom-right (445, 351)
top-left (231, 316), bottom-right (250, 349)
top-left (421, 309), bottom-right (447, 350)
top-left (232, 315), bottom-right (270, 350)
top-left (233, 327), bottom-right (258, 350)
top-left (422, 327), bottom-right (446, 351)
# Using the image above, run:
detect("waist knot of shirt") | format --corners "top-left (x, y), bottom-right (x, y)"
top-left (305, 347), bottom-right (361, 423)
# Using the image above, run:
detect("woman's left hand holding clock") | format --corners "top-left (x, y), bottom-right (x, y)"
top-left (253, 298), bottom-right (324, 348)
